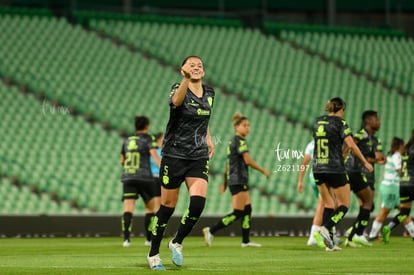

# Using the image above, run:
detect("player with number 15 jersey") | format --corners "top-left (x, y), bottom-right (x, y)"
top-left (313, 115), bottom-right (352, 175)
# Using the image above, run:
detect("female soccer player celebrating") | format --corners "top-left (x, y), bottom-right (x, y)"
top-left (147, 56), bottom-right (215, 270)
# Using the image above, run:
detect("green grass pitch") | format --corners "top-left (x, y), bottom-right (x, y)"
top-left (0, 236), bottom-right (412, 274)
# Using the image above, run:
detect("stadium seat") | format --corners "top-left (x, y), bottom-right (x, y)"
top-left (1, 11), bottom-right (412, 218)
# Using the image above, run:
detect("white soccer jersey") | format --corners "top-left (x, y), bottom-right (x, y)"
top-left (382, 152), bottom-right (402, 185)
top-left (305, 140), bottom-right (314, 160)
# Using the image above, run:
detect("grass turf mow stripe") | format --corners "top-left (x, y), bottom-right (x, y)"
top-left (0, 237), bottom-right (412, 274)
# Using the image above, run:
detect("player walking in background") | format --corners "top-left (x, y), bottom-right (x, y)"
top-left (120, 116), bottom-right (161, 247)
top-left (312, 97), bottom-right (373, 251)
top-left (379, 130), bottom-right (414, 243)
top-left (297, 140), bottom-right (321, 245)
top-left (368, 137), bottom-right (404, 241)
top-left (297, 140), bottom-right (337, 246)
top-left (147, 56), bottom-right (215, 271)
top-left (344, 110), bottom-right (386, 247)
top-left (202, 112), bottom-right (270, 248)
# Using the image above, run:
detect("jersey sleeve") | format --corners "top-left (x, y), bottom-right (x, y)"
top-left (375, 137), bottom-right (383, 152)
top-left (392, 153), bottom-right (402, 170)
top-left (237, 139), bottom-right (249, 155)
top-left (340, 119), bottom-right (353, 139)
top-left (168, 83), bottom-right (180, 107)
top-left (353, 129), bottom-right (364, 142)
top-left (150, 135), bottom-right (158, 149)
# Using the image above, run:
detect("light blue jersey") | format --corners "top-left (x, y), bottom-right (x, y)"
top-left (150, 148), bottom-right (162, 177)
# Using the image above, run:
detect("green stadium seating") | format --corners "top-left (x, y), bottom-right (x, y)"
top-left (279, 30), bottom-right (414, 96)
top-left (0, 11), bottom-right (412, 218)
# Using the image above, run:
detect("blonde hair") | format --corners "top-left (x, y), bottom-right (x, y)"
top-left (232, 111), bottom-right (248, 126)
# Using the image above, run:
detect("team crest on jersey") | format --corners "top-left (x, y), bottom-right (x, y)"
top-left (207, 97), bottom-right (213, 107)
top-left (316, 125), bottom-right (326, 137)
top-left (127, 140), bottom-right (138, 150)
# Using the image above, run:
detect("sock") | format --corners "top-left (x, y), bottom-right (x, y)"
top-left (325, 205), bottom-right (348, 231)
top-left (389, 208), bottom-right (410, 230)
top-left (348, 207), bottom-right (371, 240)
top-left (144, 213), bottom-right (155, 242)
top-left (210, 209), bottom-right (244, 234)
top-left (149, 205), bottom-right (175, 257)
top-left (241, 204), bottom-right (252, 244)
top-left (121, 212), bottom-right (133, 241)
top-left (309, 225), bottom-right (320, 242)
top-left (308, 225), bottom-right (320, 244)
top-left (322, 208), bottom-right (334, 225)
top-left (369, 220), bottom-right (383, 239)
top-left (352, 207), bottom-right (371, 237)
top-left (173, 196), bottom-right (205, 244)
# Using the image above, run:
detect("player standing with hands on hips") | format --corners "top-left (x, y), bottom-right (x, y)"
top-left (147, 56), bottom-right (215, 271)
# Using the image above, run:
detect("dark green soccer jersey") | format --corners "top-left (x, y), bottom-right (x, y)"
top-left (121, 133), bottom-right (157, 181)
top-left (345, 128), bottom-right (382, 175)
top-left (226, 135), bottom-right (249, 186)
top-left (313, 115), bottom-right (352, 174)
top-left (162, 83), bottom-right (215, 160)
top-left (401, 144), bottom-right (414, 185)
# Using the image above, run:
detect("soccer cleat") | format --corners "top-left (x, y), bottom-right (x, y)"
top-left (314, 226), bottom-right (334, 249)
top-left (144, 240), bottom-right (151, 247)
top-left (344, 239), bottom-right (362, 248)
top-left (382, 226), bottom-right (391, 244)
top-left (241, 242), bottom-right (262, 248)
top-left (168, 240), bottom-right (183, 266)
top-left (344, 226), bottom-right (353, 238)
top-left (325, 245), bottom-right (342, 252)
top-left (352, 235), bottom-right (372, 247)
top-left (313, 231), bottom-right (326, 248)
top-left (202, 227), bottom-right (214, 247)
top-left (147, 254), bottom-right (166, 271)
top-left (122, 240), bottom-right (130, 247)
